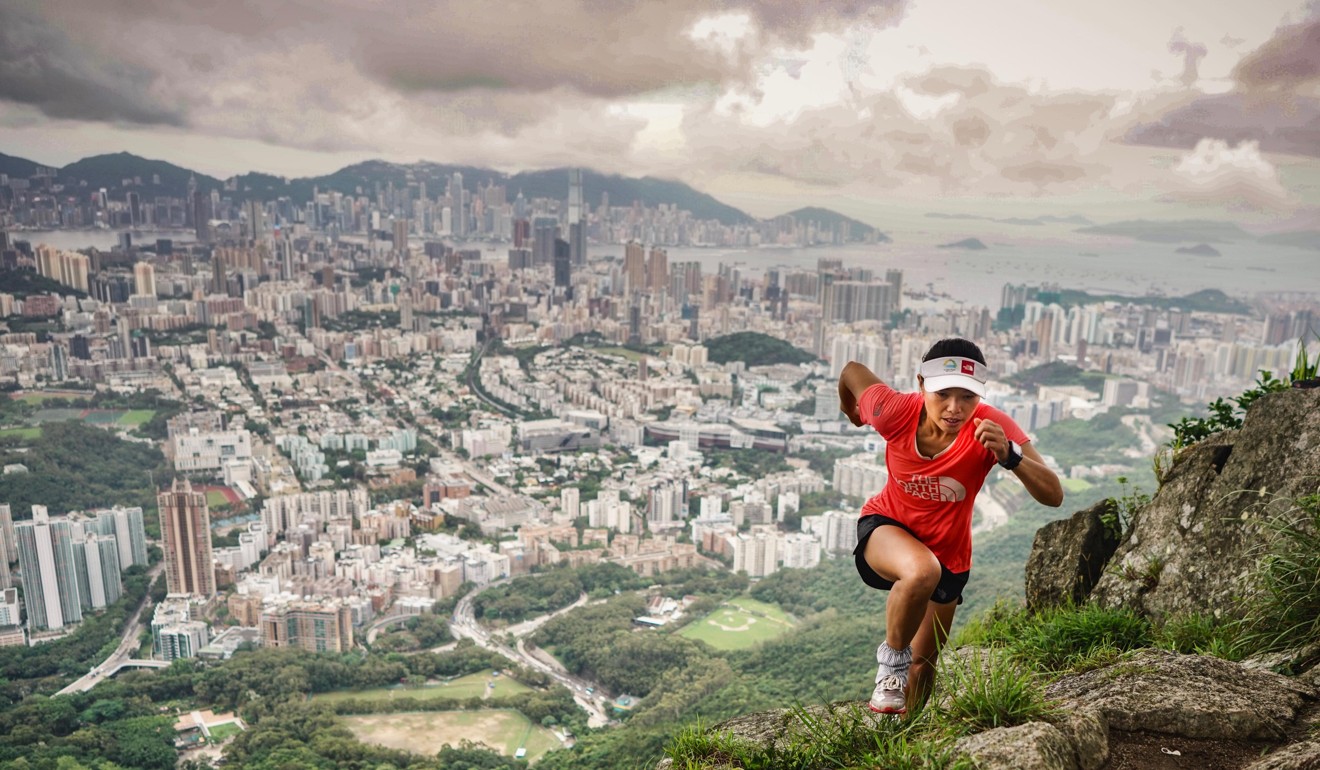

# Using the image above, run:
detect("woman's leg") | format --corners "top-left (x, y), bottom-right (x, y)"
top-left (862, 525), bottom-right (942, 650)
top-left (908, 599), bottom-right (958, 711)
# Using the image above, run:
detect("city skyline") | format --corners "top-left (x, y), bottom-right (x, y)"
top-left (1, 0), bottom-right (1317, 226)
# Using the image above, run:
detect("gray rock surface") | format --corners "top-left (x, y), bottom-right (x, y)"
top-left (954, 721), bottom-right (1077, 770)
top-left (1049, 708), bottom-right (1109, 770)
top-left (1242, 740), bottom-right (1320, 770)
top-left (1026, 500), bottom-right (1121, 611)
top-left (1088, 387), bottom-right (1320, 622)
top-left (1046, 649), bottom-right (1315, 740)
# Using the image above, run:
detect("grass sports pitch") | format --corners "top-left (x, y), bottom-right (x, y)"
top-left (312, 671), bottom-right (533, 704)
top-left (679, 597), bottom-right (797, 651)
top-left (343, 709), bottom-right (560, 761)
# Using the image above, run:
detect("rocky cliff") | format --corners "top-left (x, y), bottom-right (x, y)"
top-left (661, 387), bottom-right (1320, 770)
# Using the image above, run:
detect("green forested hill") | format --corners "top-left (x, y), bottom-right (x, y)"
top-left (704, 332), bottom-right (817, 367)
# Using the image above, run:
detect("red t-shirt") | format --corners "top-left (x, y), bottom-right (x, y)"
top-left (857, 382), bottom-right (1029, 572)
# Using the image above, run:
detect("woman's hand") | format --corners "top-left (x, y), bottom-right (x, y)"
top-left (973, 417), bottom-right (1009, 463)
top-left (975, 418), bottom-right (1065, 507)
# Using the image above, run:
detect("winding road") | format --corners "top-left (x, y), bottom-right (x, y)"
top-left (57, 562), bottom-right (165, 696)
top-left (448, 581), bottom-right (612, 728)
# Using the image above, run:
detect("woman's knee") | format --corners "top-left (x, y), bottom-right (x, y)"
top-left (901, 553), bottom-right (942, 593)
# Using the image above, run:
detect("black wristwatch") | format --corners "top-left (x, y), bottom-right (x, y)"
top-left (999, 441), bottom-right (1023, 470)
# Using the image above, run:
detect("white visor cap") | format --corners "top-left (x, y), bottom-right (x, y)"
top-left (918, 356), bottom-right (988, 397)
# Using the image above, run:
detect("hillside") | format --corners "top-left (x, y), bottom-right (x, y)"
top-left (0, 152), bottom-right (43, 179)
top-left (5, 152), bottom-right (754, 226)
top-left (58, 152), bottom-right (225, 199)
top-left (703, 332), bottom-right (817, 367)
top-left (776, 207), bottom-right (890, 242)
top-left (657, 387), bottom-right (1320, 770)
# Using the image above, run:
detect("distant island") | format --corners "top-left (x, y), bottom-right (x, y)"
top-left (1175, 243), bottom-right (1221, 257)
top-left (1076, 219), bottom-right (1253, 244)
top-left (938, 238), bottom-right (988, 250)
top-left (1259, 230), bottom-right (1320, 251)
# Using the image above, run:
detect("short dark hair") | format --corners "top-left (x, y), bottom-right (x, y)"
top-left (922, 338), bottom-right (986, 365)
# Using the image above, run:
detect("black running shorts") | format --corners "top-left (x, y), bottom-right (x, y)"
top-left (853, 514), bottom-right (969, 605)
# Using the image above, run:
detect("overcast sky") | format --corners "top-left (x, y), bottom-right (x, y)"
top-left (1, 0), bottom-right (1318, 222)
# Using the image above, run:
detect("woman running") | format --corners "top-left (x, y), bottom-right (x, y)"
top-left (838, 337), bottom-right (1063, 714)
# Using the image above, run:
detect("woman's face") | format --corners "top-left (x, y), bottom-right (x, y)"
top-left (919, 380), bottom-right (981, 436)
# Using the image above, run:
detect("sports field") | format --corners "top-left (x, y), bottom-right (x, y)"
top-left (342, 709), bottom-right (559, 761)
top-left (312, 671), bottom-right (532, 704)
top-left (0, 426), bottom-right (42, 440)
top-left (679, 597), bottom-right (797, 651)
top-left (1061, 478), bottom-right (1094, 494)
top-left (206, 722), bottom-right (243, 742)
top-left (29, 407), bottom-right (156, 427)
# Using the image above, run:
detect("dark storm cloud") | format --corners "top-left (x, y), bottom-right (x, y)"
top-left (4, 0), bottom-right (908, 126)
top-left (1232, 15), bottom-right (1320, 93)
top-left (1124, 93), bottom-right (1320, 158)
top-left (0, 2), bottom-right (184, 125)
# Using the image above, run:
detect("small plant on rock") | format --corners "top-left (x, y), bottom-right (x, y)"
top-left (937, 649), bottom-right (1060, 734)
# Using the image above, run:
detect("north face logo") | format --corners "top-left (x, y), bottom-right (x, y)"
top-left (961, 361), bottom-right (976, 375)
top-left (898, 474), bottom-right (967, 502)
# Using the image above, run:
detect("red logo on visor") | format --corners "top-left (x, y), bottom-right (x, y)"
top-left (961, 361), bottom-right (976, 375)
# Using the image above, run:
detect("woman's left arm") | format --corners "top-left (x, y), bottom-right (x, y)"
top-left (973, 418), bottom-right (1064, 507)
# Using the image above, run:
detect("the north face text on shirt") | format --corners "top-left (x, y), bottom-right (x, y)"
top-left (898, 474), bottom-right (967, 502)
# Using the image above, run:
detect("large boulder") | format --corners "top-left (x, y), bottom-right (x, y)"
top-left (1045, 649), bottom-right (1315, 741)
top-left (1084, 387), bottom-right (1320, 621)
top-left (954, 722), bottom-right (1077, 770)
top-left (1025, 500), bottom-right (1121, 611)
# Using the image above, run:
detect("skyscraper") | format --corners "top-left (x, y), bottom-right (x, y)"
top-left (624, 241), bottom-right (646, 295)
top-left (647, 247), bottom-right (668, 293)
top-left (16, 506), bottom-right (83, 631)
top-left (568, 169), bottom-right (586, 266)
top-left (133, 261), bottom-right (156, 297)
top-left (0, 503), bottom-right (14, 568)
top-left (159, 479), bottom-right (216, 598)
top-left (553, 237), bottom-right (572, 293)
top-left (92, 506), bottom-right (149, 569)
top-left (72, 530), bottom-right (122, 610)
top-left (533, 217), bottom-right (559, 267)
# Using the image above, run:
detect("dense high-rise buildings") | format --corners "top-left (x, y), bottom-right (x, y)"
top-left (159, 479), bottom-right (216, 598)
top-left (90, 506), bottom-right (149, 570)
top-left (15, 506), bottom-right (83, 631)
top-left (72, 529), bottom-right (122, 610)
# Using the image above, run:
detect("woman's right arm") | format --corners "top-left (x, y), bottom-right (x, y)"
top-left (838, 361), bottom-right (884, 427)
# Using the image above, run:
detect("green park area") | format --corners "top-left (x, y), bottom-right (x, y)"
top-left (0, 426), bottom-right (42, 440)
top-left (206, 722), bottom-right (243, 742)
top-left (1060, 478), bottom-right (1094, 494)
top-left (679, 596), bottom-right (797, 651)
top-left (341, 709), bottom-right (560, 761)
top-left (312, 671), bottom-right (532, 705)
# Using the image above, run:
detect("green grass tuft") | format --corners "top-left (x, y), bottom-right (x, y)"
top-left (1234, 493), bottom-right (1320, 663)
top-left (936, 649), bottom-right (1060, 735)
